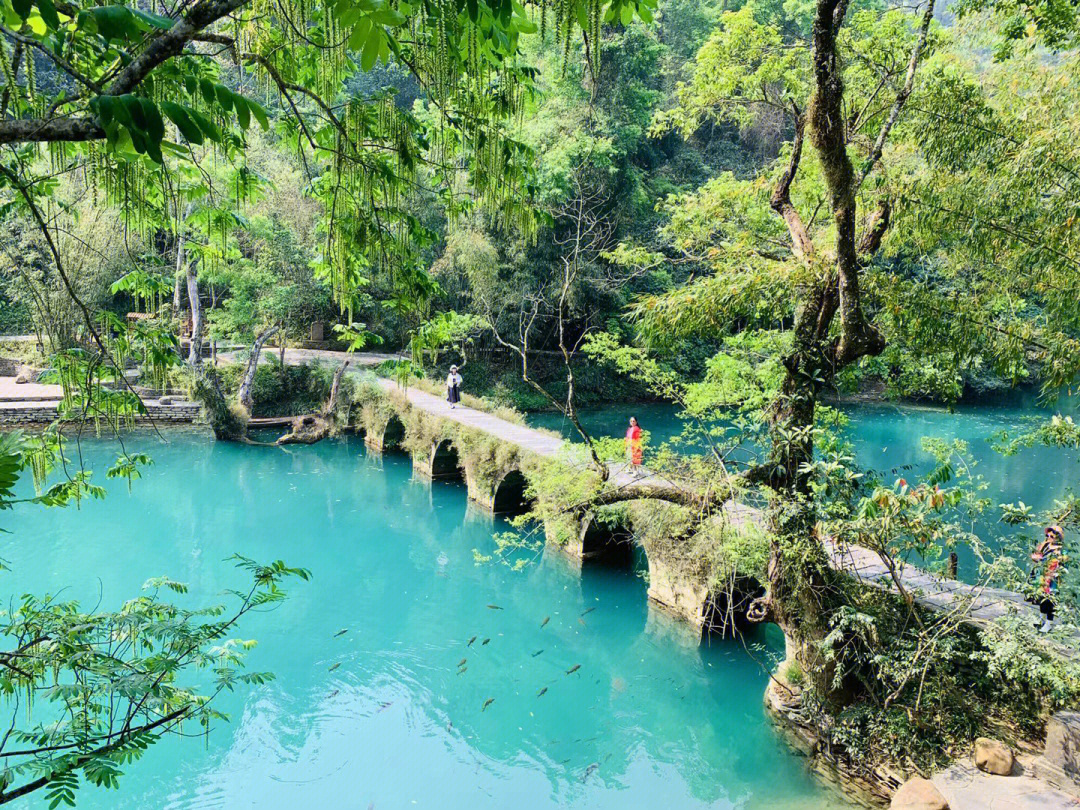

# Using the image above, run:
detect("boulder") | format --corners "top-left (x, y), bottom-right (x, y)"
top-left (157, 396), bottom-right (175, 405)
top-left (14, 365), bottom-right (43, 384)
top-left (974, 737), bottom-right (1014, 775)
top-left (891, 777), bottom-right (949, 810)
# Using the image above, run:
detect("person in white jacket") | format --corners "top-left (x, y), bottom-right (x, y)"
top-left (446, 365), bottom-right (463, 408)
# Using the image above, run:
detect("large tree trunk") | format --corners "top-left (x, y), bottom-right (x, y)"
top-left (322, 361), bottom-right (349, 416)
top-left (763, 344), bottom-right (847, 707)
top-left (172, 214), bottom-right (185, 315)
top-left (237, 326), bottom-right (280, 414)
top-left (172, 269), bottom-right (182, 314)
top-left (186, 254), bottom-right (204, 365)
top-left (189, 366), bottom-right (245, 441)
top-left (277, 361), bottom-right (350, 445)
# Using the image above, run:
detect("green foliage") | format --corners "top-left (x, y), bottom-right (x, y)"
top-left (0, 553), bottom-right (308, 804)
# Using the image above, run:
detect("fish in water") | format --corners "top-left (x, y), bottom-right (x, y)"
top-left (458, 658), bottom-right (467, 667)
top-left (540, 616), bottom-right (550, 628)
top-left (457, 666), bottom-right (468, 675)
top-left (328, 662), bottom-right (341, 672)
top-left (378, 701), bottom-right (393, 712)
top-left (328, 689), bottom-right (339, 698)
top-left (531, 649), bottom-right (544, 657)
top-left (536, 687), bottom-right (548, 698)
top-left (482, 698), bottom-right (495, 712)
top-left (578, 617), bottom-right (587, 626)
top-left (581, 763), bottom-right (599, 782)
top-left (467, 635), bottom-right (477, 647)
top-left (482, 638), bottom-right (491, 646)
top-left (565, 664), bottom-right (581, 675)
top-left (487, 604), bottom-right (503, 610)
top-left (580, 607), bottom-right (595, 616)
top-left (333, 628), bottom-right (349, 637)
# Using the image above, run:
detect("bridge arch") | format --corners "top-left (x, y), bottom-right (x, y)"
top-left (579, 511), bottom-right (636, 567)
top-left (492, 469), bottom-right (533, 515)
top-left (415, 438), bottom-right (462, 480)
top-left (366, 413), bottom-right (405, 453)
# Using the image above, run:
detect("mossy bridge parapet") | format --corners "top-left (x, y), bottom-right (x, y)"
top-left (358, 378), bottom-right (1047, 643)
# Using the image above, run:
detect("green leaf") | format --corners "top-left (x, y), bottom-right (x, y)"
top-left (233, 94), bottom-right (250, 129)
top-left (248, 98), bottom-right (269, 130)
top-left (199, 78), bottom-right (215, 106)
top-left (160, 101), bottom-right (204, 145)
top-left (371, 6), bottom-right (405, 25)
top-left (360, 29), bottom-right (380, 71)
top-left (215, 83), bottom-right (233, 112)
top-left (138, 97), bottom-right (164, 144)
top-left (187, 108), bottom-right (221, 143)
top-left (120, 94), bottom-right (145, 131)
top-left (11, 0), bottom-right (30, 20)
top-left (348, 18), bottom-right (371, 50)
top-left (2, 0), bottom-right (23, 26)
top-left (87, 6), bottom-right (140, 40)
top-left (36, 0), bottom-right (59, 29)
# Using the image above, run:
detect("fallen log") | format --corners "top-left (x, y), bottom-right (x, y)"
top-left (275, 361), bottom-right (349, 445)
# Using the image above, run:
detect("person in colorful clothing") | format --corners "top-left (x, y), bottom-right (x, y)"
top-left (1031, 525), bottom-right (1066, 633)
top-left (625, 417), bottom-right (643, 476)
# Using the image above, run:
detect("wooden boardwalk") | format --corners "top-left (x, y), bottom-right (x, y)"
top-left (375, 379), bottom-right (1048, 633)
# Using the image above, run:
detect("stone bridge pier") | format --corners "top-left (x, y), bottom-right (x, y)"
top-left (464, 462), bottom-right (533, 515)
top-left (543, 508), bottom-right (730, 637)
top-left (412, 439), bottom-right (461, 480)
top-left (364, 413), bottom-right (405, 453)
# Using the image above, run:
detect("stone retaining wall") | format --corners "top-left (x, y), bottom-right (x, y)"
top-left (0, 402), bottom-right (201, 425)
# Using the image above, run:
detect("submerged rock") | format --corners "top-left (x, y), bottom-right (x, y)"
top-left (973, 737), bottom-right (1014, 775)
top-left (891, 776), bottom-right (949, 809)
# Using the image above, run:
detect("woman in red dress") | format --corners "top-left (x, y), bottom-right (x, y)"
top-left (625, 416), bottom-right (643, 475)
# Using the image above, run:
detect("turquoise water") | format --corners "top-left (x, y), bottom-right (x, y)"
top-left (531, 398), bottom-right (1080, 527)
top-left (5, 434), bottom-right (847, 809)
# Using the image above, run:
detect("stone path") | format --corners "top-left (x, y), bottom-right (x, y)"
top-left (376, 378), bottom-right (1080, 809)
top-left (0, 377), bottom-right (62, 401)
top-left (218, 347), bottom-right (400, 368)
top-left (933, 761), bottom-right (1080, 810)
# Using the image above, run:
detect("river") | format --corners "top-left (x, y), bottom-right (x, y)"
top-left (6, 433), bottom-right (849, 809)
top-left (530, 396), bottom-right (1080, 556)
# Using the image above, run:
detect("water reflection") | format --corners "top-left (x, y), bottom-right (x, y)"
top-left (7, 434), bottom-right (845, 809)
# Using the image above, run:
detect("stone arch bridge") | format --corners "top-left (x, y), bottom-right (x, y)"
top-left (357, 378), bottom-right (1047, 644)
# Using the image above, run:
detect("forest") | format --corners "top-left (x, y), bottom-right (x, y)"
top-left (2, 0), bottom-right (1080, 804)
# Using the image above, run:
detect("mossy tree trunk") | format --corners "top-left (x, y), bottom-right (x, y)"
top-left (237, 325), bottom-right (280, 415)
top-left (751, 0), bottom-right (932, 708)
